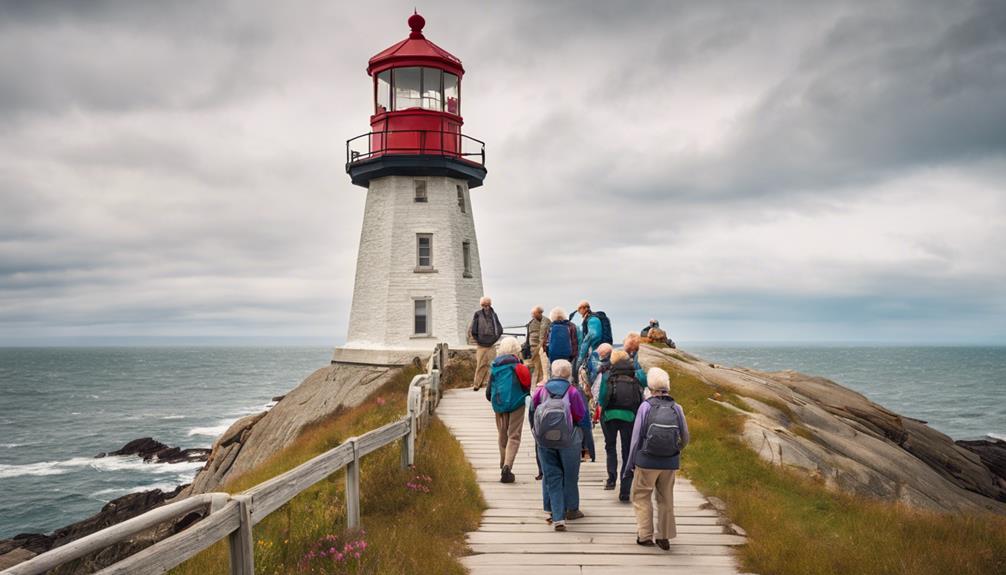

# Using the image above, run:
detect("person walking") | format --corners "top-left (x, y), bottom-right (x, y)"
top-left (486, 337), bottom-right (531, 483)
top-left (599, 350), bottom-right (647, 501)
top-left (542, 307), bottom-right (578, 365)
top-left (470, 296), bottom-right (503, 391)
top-left (622, 332), bottom-right (649, 387)
top-left (531, 359), bottom-right (588, 531)
top-left (526, 306), bottom-right (551, 384)
top-left (625, 368), bottom-right (690, 550)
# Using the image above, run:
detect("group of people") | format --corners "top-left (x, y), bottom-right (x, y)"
top-left (468, 297), bottom-right (690, 549)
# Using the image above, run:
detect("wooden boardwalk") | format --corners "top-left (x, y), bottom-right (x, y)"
top-left (438, 388), bottom-right (746, 575)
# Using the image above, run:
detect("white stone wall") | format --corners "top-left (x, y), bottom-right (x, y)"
top-left (345, 175), bottom-right (484, 350)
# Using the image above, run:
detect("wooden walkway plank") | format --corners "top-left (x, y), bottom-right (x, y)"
top-left (438, 388), bottom-right (745, 574)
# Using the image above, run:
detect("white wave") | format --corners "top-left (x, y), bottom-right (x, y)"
top-left (987, 433), bottom-right (1006, 442)
top-left (161, 415), bottom-right (186, 420)
top-left (0, 456), bottom-right (204, 479)
top-left (187, 422), bottom-right (234, 438)
top-left (1, 443), bottom-right (23, 448)
top-left (90, 481), bottom-right (186, 501)
top-left (88, 456), bottom-right (204, 474)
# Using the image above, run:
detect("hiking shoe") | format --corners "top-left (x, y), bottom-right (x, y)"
top-left (500, 465), bottom-right (515, 484)
top-left (565, 509), bottom-right (584, 520)
top-left (655, 539), bottom-right (670, 550)
top-left (535, 472), bottom-right (543, 481)
top-left (604, 480), bottom-right (616, 490)
top-left (554, 522), bottom-right (567, 532)
top-left (636, 537), bottom-right (654, 546)
top-left (618, 493), bottom-right (630, 503)
top-left (472, 385), bottom-right (481, 392)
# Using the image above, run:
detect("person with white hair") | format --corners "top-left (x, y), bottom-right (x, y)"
top-left (598, 350), bottom-right (647, 501)
top-left (470, 296), bottom-right (503, 391)
top-left (530, 359), bottom-right (589, 531)
top-left (625, 367), bottom-right (690, 550)
top-left (526, 306), bottom-right (551, 384)
top-left (542, 307), bottom-right (579, 365)
top-left (486, 336), bottom-right (532, 483)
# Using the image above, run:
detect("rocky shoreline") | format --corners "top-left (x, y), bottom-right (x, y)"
top-left (0, 438), bottom-right (211, 570)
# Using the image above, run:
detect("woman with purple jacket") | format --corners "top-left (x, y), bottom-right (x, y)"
top-left (624, 368), bottom-right (690, 550)
top-left (530, 359), bottom-right (588, 531)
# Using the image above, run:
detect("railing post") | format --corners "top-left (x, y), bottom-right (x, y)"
top-left (345, 438), bottom-right (361, 529)
top-left (228, 495), bottom-right (254, 575)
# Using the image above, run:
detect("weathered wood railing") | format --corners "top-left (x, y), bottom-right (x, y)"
top-left (2, 343), bottom-right (450, 575)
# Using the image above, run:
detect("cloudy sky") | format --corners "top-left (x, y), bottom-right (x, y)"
top-left (1, 0), bottom-right (1004, 345)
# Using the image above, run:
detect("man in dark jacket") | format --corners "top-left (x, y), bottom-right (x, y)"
top-left (471, 296), bottom-right (503, 391)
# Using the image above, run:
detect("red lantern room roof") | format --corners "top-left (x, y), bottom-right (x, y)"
top-left (367, 12), bottom-right (464, 77)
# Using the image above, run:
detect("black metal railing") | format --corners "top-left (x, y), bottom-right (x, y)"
top-left (346, 130), bottom-right (486, 168)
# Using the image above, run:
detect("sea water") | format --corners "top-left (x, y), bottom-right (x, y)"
top-left (687, 345), bottom-right (1005, 441)
top-left (0, 345), bottom-right (1003, 538)
top-left (0, 347), bottom-right (330, 538)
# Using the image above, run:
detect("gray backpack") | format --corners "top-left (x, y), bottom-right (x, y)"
top-left (640, 398), bottom-right (683, 458)
top-left (534, 384), bottom-right (574, 449)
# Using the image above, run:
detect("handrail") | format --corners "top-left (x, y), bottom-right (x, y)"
top-left (346, 130), bottom-right (486, 167)
top-left (2, 343), bottom-right (451, 575)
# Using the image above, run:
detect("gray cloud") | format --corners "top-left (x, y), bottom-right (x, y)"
top-left (0, 0), bottom-right (1004, 344)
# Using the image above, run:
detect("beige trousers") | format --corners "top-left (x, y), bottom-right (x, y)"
top-left (495, 404), bottom-right (526, 469)
top-left (529, 346), bottom-right (550, 384)
top-left (473, 345), bottom-right (495, 389)
top-left (631, 467), bottom-right (677, 540)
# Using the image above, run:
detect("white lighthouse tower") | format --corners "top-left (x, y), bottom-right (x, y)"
top-left (334, 13), bottom-right (488, 365)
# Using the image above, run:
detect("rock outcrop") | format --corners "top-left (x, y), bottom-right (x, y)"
top-left (187, 361), bottom-right (404, 494)
top-left (638, 345), bottom-right (1006, 515)
top-left (97, 438), bottom-right (210, 464)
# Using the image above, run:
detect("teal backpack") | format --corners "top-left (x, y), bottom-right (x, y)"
top-left (490, 360), bottom-right (528, 413)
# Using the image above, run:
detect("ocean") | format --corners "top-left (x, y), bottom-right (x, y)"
top-left (0, 345), bottom-right (1003, 538)
top-left (0, 347), bottom-right (332, 539)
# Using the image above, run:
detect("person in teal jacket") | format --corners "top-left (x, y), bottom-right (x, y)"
top-left (576, 300), bottom-right (604, 366)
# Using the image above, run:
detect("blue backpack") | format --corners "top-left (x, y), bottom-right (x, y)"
top-left (547, 320), bottom-right (574, 361)
top-left (490, 360), bottom-right (527, 414)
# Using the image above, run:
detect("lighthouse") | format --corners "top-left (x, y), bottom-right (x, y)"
top-left (334, 13), bottom-right (488, 365)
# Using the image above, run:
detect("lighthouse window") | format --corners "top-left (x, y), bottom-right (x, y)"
top-left (376, 71), bottom-right (391, 114)
top-left (413, 298), bottom-right (431, 336)
top-left (422, 68), bottom-right (442, 111)
top-left (414, 180), bottom-right (427, 202)
top-left (462, 241), bottom-right (472, 277)
top-left (393, 67), bottom-right (422, 110)
top-left (444, 72), bottom-right (459, 114)
top-left (457, 185), bottom-right (465, 213)
top-left (416, 234), bottom-right (433, 269)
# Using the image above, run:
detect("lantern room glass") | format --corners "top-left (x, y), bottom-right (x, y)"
top-left (444, 72), bottom-right (459, 114)
top-left (422, 68), bottom-right (442, 111)
top-left (394, 67), bottom-right (422, 110)
top-left (376, 70), bottom-right (391, 114)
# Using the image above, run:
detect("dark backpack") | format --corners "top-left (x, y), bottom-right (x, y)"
top-left (640, 397), bottom-right (683, 458)
top-left (606, 369), bottom-right (643, 412)
top-left (474, 309), bottom-right (501, 347)
top-left (583, 311), bottom-right (613, 345)
top-left (547, 320), bottom-right (574, 360)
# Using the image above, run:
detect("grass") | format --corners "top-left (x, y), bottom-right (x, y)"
top-left (664, 362), bottom-right (1006, 575)
top-left (170, 364), bottom-right (484, 575)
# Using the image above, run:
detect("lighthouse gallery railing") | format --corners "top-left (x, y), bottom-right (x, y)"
top-left (1, 344), bottom-right (451, 575)
top-left (346, 130), bottom-right (486, 167)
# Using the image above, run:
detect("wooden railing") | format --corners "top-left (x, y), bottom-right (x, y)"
top-left (2, 343), bottom-right (450, 575)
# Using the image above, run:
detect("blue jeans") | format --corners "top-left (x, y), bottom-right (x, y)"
top-left (579, 416), bottom-right (595, 461)
top-left (538, 441), bottom-right (581, 523)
